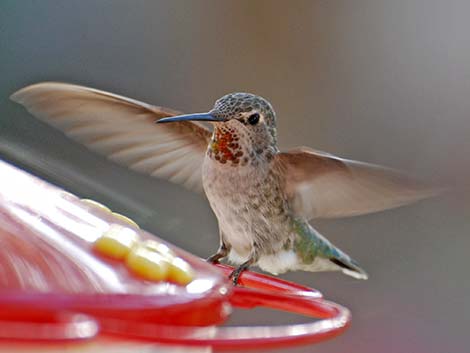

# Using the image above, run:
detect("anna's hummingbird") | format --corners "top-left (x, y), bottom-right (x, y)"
top-left (11, 83), bottom-right (437, 284)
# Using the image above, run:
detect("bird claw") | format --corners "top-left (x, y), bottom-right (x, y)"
top-left (206, 243), bottom-right (230, 264)
top-left (228, 267), bottom-right (245, 286)
top-left (206, 254), bottom-right (221, 264)
top-left (228, 270), bottom-right (239, 286)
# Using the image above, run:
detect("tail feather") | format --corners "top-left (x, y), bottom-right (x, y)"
top-left (295, 221), bottom-right (369, 280)
top-left (330, 257), bottom-right (368, 280)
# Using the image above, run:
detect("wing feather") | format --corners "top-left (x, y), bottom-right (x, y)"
top-left (276, 147), bottom-right (441, 219)
top-left (10, 82), bottom-right (211, 192)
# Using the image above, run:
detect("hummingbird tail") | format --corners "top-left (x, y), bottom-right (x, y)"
top-left (329, 257), bottom-right (369, 280)
top-left (293, 221), bottom-right (368, 279)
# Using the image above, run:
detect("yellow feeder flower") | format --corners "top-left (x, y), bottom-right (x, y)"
top-left (167, 257), bottom-right (194, 285)
top-left (112, 212), bottom-right (140, 229)
top-left (81, 199), bottom-right (112, 213)
top-left (93, 224), bottom-right (139, 260)
top-left (126, 244), bottom-right (170, 282)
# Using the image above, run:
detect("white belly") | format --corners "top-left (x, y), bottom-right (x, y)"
top-left (257, 251), bottom-right (339, 275)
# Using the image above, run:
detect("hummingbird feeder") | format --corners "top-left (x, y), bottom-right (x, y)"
top-left (0, 160), bottom-right (351, 350)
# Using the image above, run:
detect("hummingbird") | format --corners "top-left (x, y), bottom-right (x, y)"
top-left (11, 83), bottom-right (438, 284)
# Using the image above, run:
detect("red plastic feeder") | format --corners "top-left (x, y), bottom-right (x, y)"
top-left (0, 160), bottom-right (351, 350)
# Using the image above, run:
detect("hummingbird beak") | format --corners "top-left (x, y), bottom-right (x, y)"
top-left (156, 112), bottom-right (225, 124)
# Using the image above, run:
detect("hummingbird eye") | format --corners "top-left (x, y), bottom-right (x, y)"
top-left (247, 113), bottom-right (260, 125)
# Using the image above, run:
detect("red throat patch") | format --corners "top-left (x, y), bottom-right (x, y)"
top-left (208, 127), bottom-right (244, 165)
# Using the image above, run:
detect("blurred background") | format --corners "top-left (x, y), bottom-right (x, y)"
top-left (1, 1), bottom-right (469, 352)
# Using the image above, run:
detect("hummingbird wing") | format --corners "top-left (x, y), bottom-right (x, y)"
top-left (10, 82), bottom-right (211, 192)
top-left (276, 147), bottom-right (440, 219)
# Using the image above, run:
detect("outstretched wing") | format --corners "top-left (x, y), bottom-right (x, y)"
top-left (276, 147), bottom-right (440, 219)
top-left (11, 82), bottom-right (212, 192)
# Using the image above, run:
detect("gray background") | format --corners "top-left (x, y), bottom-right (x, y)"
top-left (1, 1), bottom-right (469, 352)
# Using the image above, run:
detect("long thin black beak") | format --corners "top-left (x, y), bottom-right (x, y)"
top-left (156, 112), bottom-right (224, 124)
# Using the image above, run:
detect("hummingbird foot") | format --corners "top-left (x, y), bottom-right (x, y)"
top-left (229, 265), bottom-right (247, 286)
top-left (206, 253), bottom-right (223, 264)
top-left (229, 257), bottom-right (257, 286)
top-left (206, 243), bottom-right (230, 264)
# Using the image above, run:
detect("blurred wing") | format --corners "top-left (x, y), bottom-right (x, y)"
top-left (276, 147), bottom-right (440, 219)
top-left (11, 82), bottom-right (212, 192)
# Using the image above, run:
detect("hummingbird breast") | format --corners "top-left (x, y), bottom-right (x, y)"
top-left (202, 150), bottom-right (294, 264)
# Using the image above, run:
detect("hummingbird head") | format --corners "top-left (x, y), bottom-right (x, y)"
top-left (211, 92), bottom-right (277, 144)
top-left (158, 93), bottom-right (278, 165)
